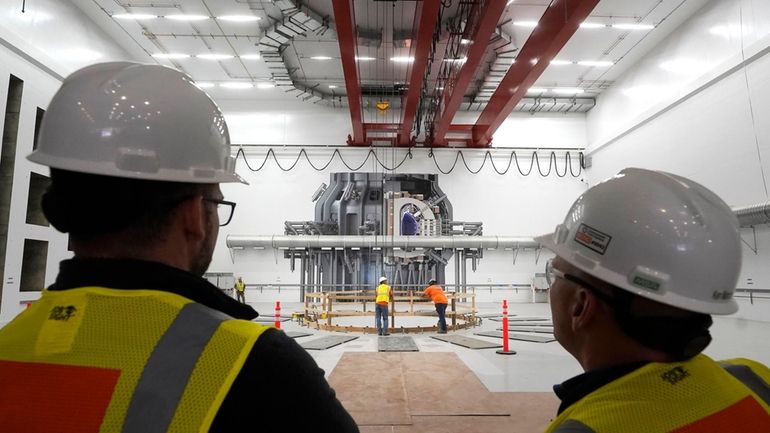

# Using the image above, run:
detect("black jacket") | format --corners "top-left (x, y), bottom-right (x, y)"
top-left (49, 258), bottom-right (359, 433)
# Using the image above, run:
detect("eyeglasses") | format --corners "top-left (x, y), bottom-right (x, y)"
top-left (545, 258), bottom-right (616, 305)
top-left (202, 197), bottom-right (236, 226)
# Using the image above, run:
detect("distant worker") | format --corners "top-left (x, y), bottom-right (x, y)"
top-left (423, 279), bottom-right (448, 333)
top-left (0, 62), bottom-right (358, 432)
top-left (536, 168), bottom-right (770, 433)
top-left (234, 276), bottom-right (246, 303)
top-left (375, 276), bottom-right (393, 336)
top-left (400, 205), bottom-right (419, 235)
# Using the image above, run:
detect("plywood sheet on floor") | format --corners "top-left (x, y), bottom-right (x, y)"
top-left (300, 335), bottom-right (358, 350)
top-left (379, 335), bottom-right (419, 352)
top-left (431, 334), bottom-right (502, 349)
top-left (329, 352), bottom-right (559, 431)
top-left (283, 331), bottom-right (312, 338)
top-left (328, 352), bottom-right (412, 426)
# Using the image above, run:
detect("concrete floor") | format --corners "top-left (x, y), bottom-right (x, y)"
top-left (248, 300), bottom-right (770, 431)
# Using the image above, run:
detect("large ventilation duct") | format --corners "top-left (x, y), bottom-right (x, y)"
top-left (227, 235), bottom-right (537, 250)
top-left (734, 202), bottom-right (770, 227)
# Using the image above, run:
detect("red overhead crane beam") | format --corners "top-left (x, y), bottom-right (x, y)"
top-left (430, 0), bottom-right (509, 146)
top-left (332, 0), bottom-right (365, 145)
top-left (398, 0), bottom-right (442, 146)
top-left (472, 0), bottom-right (600, 146)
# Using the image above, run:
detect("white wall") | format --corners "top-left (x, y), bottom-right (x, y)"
top-left (214, 99), bottom-right (587, 302)
top-left (586, 0), bottom-right (770, 321)
top-left (0, 1), bottom-right (135, 323)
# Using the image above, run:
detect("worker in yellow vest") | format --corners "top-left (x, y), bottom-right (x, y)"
top-left (375, 276), bottom-right (393, 336)
top-left (536, 168), bottom-right (770, 433)
top-left (234, 277), bottom-right (246, 304)
top-left (423, 279), bottom-right (448, 333)
top-left (0, 62), bottom-right (358, 433)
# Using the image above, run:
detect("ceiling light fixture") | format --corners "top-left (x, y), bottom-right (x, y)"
top-left (579, 22), bottom-right (606, 29)
top-left (513, 21), bottom-right (538, 28)
top-left (355, 56), bottom-right (376, 61)
top-left (443, 57), bottom-right (467, 63)
top-left (239, 54), bottom-right (261, 60)
top-left (612, 23), bottom-right (655, 30)
top-left (165, 14), bottom-right (210, 21)
top-left (310, 56), bottom-right (333, 60)
top-left (460, 39), bottom-right (472, 45)
top-left (220, 82), bottom-right (254, 89)
top-left (151, 53), bottom-right (190, 59)
top-left (197, 54), bottom-right (234, 60)
top-left (217, 15), bottom-right (261, 22)
top-left (195, 82), bottom-right (215, 88)
top-left (113, 13), bottom-right (157, 20)
top-left (328, 85), bottom-right (338, 89)
top-left (390, 56), bottom-right (415, 63)
top-left (550, 59), bottom-right (573, 65)
top-left (552, 87), bottom-right (585, 95)
top-left (578, 60), bottom-right (614, 67)
top-left (256, 83), bottom-right (275, 89)
top-left (527, 87), bottom-right (548, 93)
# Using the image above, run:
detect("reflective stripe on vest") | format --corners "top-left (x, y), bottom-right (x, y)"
top-left (376, 284), bottom-right (390, 303)
top-left (543, 354), bottom-right (770, 433)
top-left (721, 362), bottom-right (770, 406)
top-left (123, 303), bottom-right (229, 433)
top-left (551, 420), bottom-right (595, 433)
top-left (0, 287), bottom-right (270, 433)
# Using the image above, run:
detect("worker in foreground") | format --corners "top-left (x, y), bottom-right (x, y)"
top-left (375, 276), bottom-right (393, 335)
top-left (536, 168), bottom-right (770, 432)
top-left (0, 62), bottom-right (358, 432)
top-left (423, 279), bottom-right (448, 333)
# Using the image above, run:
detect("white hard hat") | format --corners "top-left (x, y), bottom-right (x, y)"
top-left (379, 276), bottom-right (388, 283)
top-left (28, 62), bottom-right (246, 184)
top-left (536, 168), bottom-right (741, 315)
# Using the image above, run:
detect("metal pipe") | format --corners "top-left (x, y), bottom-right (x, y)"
top-left (734, 202), bottom-right (770, 227)
top-left (227, 235), bottom-right (538, 249)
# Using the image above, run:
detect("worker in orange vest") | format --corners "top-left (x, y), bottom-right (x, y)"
top-left (423, 279), bottom-right (448, 333)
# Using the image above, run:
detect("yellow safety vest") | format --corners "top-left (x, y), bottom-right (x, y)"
top-left (0, 287), bottom-right (270, 433)
top-left (544, 354), bottom-right (770, 433)
top-left (375, 284), bottom-right (391, 304)
top-left (235, 280), bottom-right (245, 292)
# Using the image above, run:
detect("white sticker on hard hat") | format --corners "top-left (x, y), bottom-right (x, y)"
top-left (574, 223), bottom-right (612, 255)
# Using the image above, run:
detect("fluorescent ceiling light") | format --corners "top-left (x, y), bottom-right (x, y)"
top-left (113, 13), bottom-right (157, 20)
top-left (152, 53), bottom-right (190, 59)
top-left (220, 82), bottom-right (253, 89)
top-left (443, 57), bottom-right (467, 63)
top-left (550, 59), bottom-right (573, 65)
top-left (527, 87), bottom-right (548, 93)
top-left (552, 87), bottom-right (585, 95)
top-left (310, 56), bottom-right (333, 60)
top-left (195, 82), bottom-right (215, 88)
top-left (513, 21), bottom-right (538, 28)
top-left (578, 60), bottom-right (614, 67)
top-left (256, 83), bottom-right (275, 89)
top-left (328, 85), bottom-right (337, 89)
top-left (390, 56), bottom-right (415, 63)
top-left (239, 54), bottom-right (261, 60)
top-left (217, 15), bottom-right (261, 22)
top-left (460, 39), bottom-right (472, 45)
top-left (197, 53), bottom-right (234, 60)
top-left (355, 56), bottom-right (376, 61)
top-left (166, 14), bottom-right (209, 21)
top-left (612, 23), bottom-right (654, 30)
top-left (579, 22), bottom-right (606, 28)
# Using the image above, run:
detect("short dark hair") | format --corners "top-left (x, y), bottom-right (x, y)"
top-left (43, 168), bottom-right (208, 245)
top-left (607, 287), bottom-right (713, 361)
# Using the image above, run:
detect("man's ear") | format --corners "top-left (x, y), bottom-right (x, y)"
top-left (571, 289), bottom-right (599, 332)
top-left (177, 195), bottom-right (206, 241)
